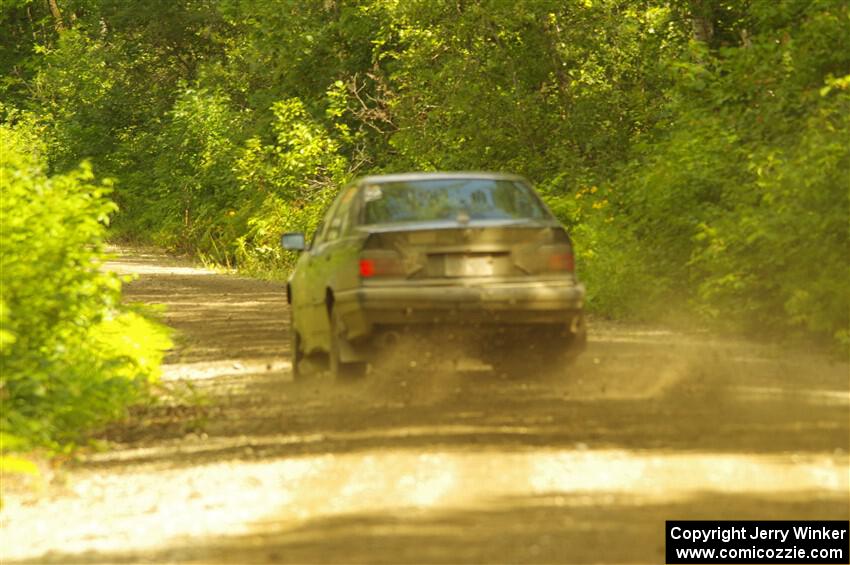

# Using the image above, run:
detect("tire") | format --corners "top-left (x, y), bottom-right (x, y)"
top-left (329, 309), bottom-right (367, 381)
top-left (563, 323), bottom-right (587, 364)
top-left (290, 312), bottom-right (304, 381)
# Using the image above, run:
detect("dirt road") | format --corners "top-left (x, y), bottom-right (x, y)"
top-left (2, 249), bottom-right (848, 564)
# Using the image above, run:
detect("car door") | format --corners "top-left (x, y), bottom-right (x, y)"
top-left (289, 218), bottom-right (324, 354)
top-left (297, 186), bottom-right (359, 352)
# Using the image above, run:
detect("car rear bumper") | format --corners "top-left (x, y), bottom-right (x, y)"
top-left (334, 278), bottom-right (585, 340)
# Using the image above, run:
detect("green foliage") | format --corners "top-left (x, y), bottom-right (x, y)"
top-left (112, 87), bottom-right (348, 275)
top-left (0, 119), bottom-right (171, 451)
top-left (2, 0), bottom-right (847, 346)
top-left (384, 0), bottom-right (682, 181)
top-left (601, 0), bottom-right (850, 341)
top-left (689, 101), bottom-right (850, 341)
top-left (230, 98), bottom-right (347, 275)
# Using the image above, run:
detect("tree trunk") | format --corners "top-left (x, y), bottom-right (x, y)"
top-left (46, 0), bottom-right (64, 31)
top-left (689, 0), bottom-right (714, 44)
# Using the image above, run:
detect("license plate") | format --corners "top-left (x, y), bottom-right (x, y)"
top-left (443, 254), bottom-right (495, 277)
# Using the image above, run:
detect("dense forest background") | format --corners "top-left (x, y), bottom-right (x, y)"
top-left (1, 0), bottom-right (848, 450)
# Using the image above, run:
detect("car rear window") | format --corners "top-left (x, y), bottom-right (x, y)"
top-left (361, 179), bottom-right (550, 225)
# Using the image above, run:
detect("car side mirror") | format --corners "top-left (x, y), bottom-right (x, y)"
top-left (281, 232), bottom-right (306, 251)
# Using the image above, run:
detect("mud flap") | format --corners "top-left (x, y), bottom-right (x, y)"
top-left (335, 317), bottom-right (369, 363)
top-left (337, 334), bottom-right (368, 363)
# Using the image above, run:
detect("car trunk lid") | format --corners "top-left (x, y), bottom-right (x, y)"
top-left (358, 221), bottom-right (574, 280)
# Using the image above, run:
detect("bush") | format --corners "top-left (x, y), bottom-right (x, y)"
top-left (0, 118), bottom-right (171, 452)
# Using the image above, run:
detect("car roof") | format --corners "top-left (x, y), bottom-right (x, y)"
top-left (356, 171), bottom-right (529, 185)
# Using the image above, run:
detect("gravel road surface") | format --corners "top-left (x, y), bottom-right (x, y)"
top-left (2, 249), bottom-right (847, 564)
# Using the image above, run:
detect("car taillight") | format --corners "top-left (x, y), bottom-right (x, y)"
top-left (548, 251), bottom-right (575, 272)
top-left (359, 255), bottom-right (405, 278)
top-left (359, 259), bottom-right (375, 277)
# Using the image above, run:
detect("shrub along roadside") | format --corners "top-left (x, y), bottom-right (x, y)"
top-left (0, 117), bottom-right (172, 464)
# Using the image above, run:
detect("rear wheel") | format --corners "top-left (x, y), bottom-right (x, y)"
top-left (329, 310), bottom-right (367, 381)
top-left (563, 320), bottom-right (587, 364)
